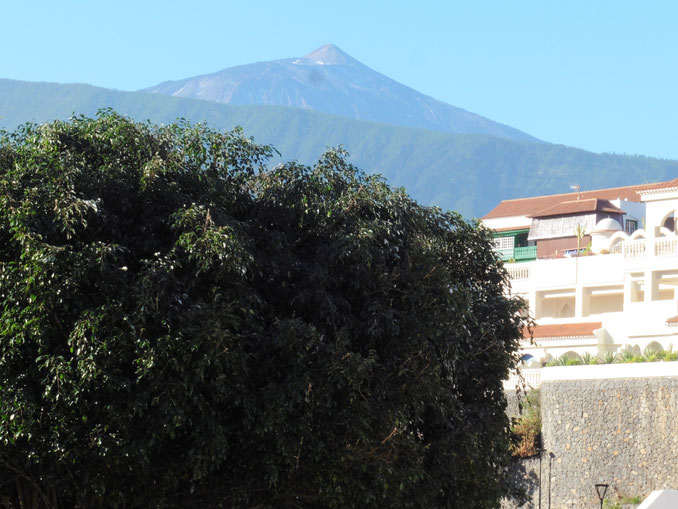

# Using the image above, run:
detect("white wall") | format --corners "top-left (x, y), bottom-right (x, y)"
top-left (482, 215), bottom-right (531, 231)
top-left (643, 190), bottom-right (678, 232)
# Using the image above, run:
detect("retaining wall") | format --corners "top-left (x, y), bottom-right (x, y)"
top-left (503, 363), bottom-right (678, 508)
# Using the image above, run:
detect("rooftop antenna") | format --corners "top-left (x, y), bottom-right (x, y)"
top-left (570, 184), bottom-right (581, 200)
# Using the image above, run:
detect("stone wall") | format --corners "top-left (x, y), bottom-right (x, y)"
top-left (542, 375), bottom-right (678, 508)
top-left (504, 366), bottom-right (678, 508)
top-left (501, 457), bottom-right (541, 509)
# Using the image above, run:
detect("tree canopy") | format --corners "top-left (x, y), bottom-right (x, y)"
top-left (0, 111), bottom-right (526, 508)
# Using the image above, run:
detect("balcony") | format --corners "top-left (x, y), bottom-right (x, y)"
top-left (620, 236), bottom-right (678, 260)
top-left (496, 245), bottom-right (537, 262)
top-left (504, 236), bottom-right (678, 282)
top-left (506, 264), bottom-right (531, 280)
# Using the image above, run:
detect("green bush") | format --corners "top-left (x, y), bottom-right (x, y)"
top-left (0, 112), bottom-right (527, 509)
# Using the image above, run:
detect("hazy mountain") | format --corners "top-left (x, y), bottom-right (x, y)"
top-left (1, 78), bottom-right (677, 218)
top-left (143, 44), bottom-right (538, 143)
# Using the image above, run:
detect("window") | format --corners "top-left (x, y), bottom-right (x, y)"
top-left (493, 236), bottom-right (514, 250)
top-left (625, 219), bottom-right (638, 235)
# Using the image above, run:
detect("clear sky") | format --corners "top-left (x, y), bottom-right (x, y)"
top-left (3, 0), bottom-right (678, 160)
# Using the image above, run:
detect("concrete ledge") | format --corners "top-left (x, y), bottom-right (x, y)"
top-left (638, 490), bottom-right (678, 509)
top-left (540, 361), bottom-right (678, 381)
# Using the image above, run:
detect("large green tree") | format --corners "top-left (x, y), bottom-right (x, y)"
top-left (0, 111), bottom-right (526, 508)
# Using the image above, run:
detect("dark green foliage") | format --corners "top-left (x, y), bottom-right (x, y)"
top-left (1, 79), bottom-right (677, 218)
top-left (0, 111), bottom-right (526, 508)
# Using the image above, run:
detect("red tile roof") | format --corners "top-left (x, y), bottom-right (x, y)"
top-left (483, 180), bottom-right (674, 219)
top-left (666, 315), bottom-right (678, 326)
top-left (529, 198), bottom-right (624, 218)
top-left (524, 322), bottom-right (602, 339)
top-left (637, 178), bottom-right (678, 194)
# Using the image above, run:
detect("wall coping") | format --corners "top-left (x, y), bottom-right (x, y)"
top-left (540, 361), bottom-right (678, 381)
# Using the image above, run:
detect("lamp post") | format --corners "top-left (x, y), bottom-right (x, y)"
top-left (548, 452), bottom-right (556, 509)
top-left (537, 448), bottom-right (543, 509)
top-left (595, 483), bottom-right (609, 509)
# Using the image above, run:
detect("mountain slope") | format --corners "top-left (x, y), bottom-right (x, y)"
top-left (1, 78), bottom-right (677, 218)
top-left (143, 44), bottom-right (538, 142)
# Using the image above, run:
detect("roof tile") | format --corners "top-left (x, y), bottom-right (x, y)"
top-left (530, 198), bottom-right (624, 218)
top-left (637, 178), bottom-right (678, 194)
top-left (483, 180), bottom-right (674, 219)
top-left (524, 322), bottom-right (602, 339)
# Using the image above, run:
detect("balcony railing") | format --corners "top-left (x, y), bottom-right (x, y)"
top-left (515, 246), bottom-right (537, 261)
top-left (655, 237), bottom-right (678, 257)
top-left (621, 237), bottom-right (678, 259)
top-left (500, 237), bottom-right (678, 282)
top-left (623, 239), bottom-right (646, 259)
top-left (496, 245), bottom-right (537, 262)
top-left (507, 264), bottom-right (530, 280)
top-left (503, 368), bottom-right (541, 390)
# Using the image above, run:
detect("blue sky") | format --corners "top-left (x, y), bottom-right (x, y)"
top-left (3, 0), bottom-right (678, 159)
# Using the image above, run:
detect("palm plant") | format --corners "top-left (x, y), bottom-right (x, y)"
top-left (619, 349), bottom-right (636, 363)
top-left (581, 352), bottom-right (599, 365)
top-left (600, 351), bottom-right (617, 364)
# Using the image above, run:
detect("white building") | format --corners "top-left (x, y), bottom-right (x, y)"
top-left (483, 178), bottom-right (678, 367)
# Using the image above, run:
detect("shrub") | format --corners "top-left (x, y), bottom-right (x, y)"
top-left (0, 112), bottom-right (527, 509)
top-left (511, 390), bottom-right (541, 457)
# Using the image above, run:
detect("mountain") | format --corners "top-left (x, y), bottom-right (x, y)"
top-left (1, 78), bottom-right (677, 218)
top-left (143, 44), bottom-right (538, 143)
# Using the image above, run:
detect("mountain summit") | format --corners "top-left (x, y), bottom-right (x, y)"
top-left (143, 44), bottom-right (538, 142)
top-left (302, 43), bottom-right (353, 65)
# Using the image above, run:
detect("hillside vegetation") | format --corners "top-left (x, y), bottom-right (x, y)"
top-left (1, 79), bottom-right (676, 217)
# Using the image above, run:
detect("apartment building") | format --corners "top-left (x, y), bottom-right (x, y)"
top-left (483, 178), bottom-right (678, 366)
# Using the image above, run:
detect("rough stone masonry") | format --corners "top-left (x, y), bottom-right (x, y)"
top-left (503, 375), bottom-right (678, 508)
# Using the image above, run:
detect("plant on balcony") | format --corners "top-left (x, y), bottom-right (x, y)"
top-left (545, 347), bottom-right (677, 366)
top-left (547, 352), bottom-right (582, 366)
top-left (618, 349), bottom-right (636, 363)
top-left (574, 223), bottom-right (586, 256)
top-left (643, 348), bottom-right (661, 362)
top-left (581, 352), bottom-right (599, 365)
top-left (599, 351), bottom-right (617, 364)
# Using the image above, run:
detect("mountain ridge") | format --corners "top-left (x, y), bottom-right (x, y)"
top-left (143, 44), bottom-right (540, 143)
top-left (1, 78), bottom-right (677, 218)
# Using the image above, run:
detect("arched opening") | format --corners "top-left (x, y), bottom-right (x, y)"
top-left (608, 231), bottom-right (629, 253)
top-left (658, 226), bottom-right (674, 237)
top-left (661, 211), bottom-right (676, 233)
top-left (630, 229), bottom-right (646, 241)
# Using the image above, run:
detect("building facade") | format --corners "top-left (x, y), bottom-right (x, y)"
top-left (483, 179), bottom-right (678, 367)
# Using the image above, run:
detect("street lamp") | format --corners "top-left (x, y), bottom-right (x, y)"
top-left (595, 483), bottom-right (609, 509)
top-left (537, 447), bottom-right (544, 509)
top-left (548, 452), bottom-right (556, 509)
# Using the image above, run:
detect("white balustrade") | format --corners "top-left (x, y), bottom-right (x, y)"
top-left (506, 264), bottom-right (530, 280)
top-left (622, 239), bottom-right (646, 259)
top-left (503, 368), bottom-right (541, 390)
top-left (654, 237), bottom-right (678, 257)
